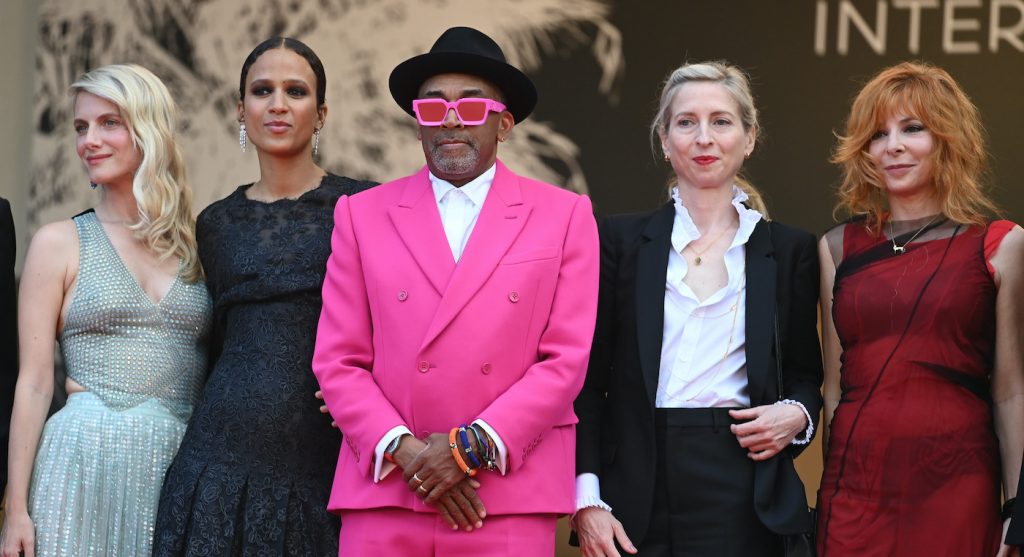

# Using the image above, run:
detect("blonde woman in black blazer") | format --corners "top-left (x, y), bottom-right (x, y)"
top-left (573, 61), bottom-right (822, 557)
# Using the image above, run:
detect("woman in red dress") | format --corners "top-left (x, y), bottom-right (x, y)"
top-left (817, 61), bottom-right (1024, 557)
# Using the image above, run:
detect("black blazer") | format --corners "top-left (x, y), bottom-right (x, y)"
top-left (575, 202), bottom-right (823, 544)
top-left (0, 198), bottom-right (17, 492)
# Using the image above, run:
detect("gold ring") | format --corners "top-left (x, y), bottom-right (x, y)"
top-left (417, 484), bottom-right (429, 494)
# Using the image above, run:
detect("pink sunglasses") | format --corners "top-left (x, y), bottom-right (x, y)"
top-left (412, 97), bottom-right (507, 126)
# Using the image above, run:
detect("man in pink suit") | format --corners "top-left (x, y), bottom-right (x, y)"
top-left (312, 26), bottom-right (599, 556)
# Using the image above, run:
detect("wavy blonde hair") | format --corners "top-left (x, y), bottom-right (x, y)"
top-left (650, 60), bottom-right (769, 218)
top-left (833, 61), bottom-right (999, 233)
top-left (71, 64), bottom-right (201, 282)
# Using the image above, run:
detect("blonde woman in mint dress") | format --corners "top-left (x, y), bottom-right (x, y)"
top-left (0, 64), bottom-right (211, 557)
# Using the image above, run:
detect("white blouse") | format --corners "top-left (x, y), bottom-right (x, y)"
top-left (657, 185), bottom-right (763, 408)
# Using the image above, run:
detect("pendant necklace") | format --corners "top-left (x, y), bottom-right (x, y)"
top-left (687, 225), bottom-right (734, 266)
top-left (889, 214), bottom-right (941, 254)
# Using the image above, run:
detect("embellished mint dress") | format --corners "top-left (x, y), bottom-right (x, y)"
top-left (27, 211), bottom-right (212, 556)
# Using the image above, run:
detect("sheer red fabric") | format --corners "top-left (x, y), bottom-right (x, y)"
top-left (817, 221), bottom-right (1014, 557)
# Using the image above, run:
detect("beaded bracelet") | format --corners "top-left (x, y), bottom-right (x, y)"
top-left (448, 427), bottom-right (477, 477)
top-left (457, 426), bottom-right (483, 469)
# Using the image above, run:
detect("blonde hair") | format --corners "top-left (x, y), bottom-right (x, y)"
top-left (71, 64), bottom-right (201, 282)
top-left (650, 60), bottom-right (769, 218)
top-left (833, 61), bottom-right (999, 232)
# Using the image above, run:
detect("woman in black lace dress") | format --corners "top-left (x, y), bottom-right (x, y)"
top-left (153, 37), bottom-right (374, 555)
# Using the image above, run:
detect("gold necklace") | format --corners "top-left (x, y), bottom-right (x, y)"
top-left (686, 225), bottom-right (734, 265)
top-left (889, 214), bottom-right (941, 254)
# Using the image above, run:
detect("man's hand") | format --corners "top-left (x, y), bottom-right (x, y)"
top-left (402, 433), bottom-right (471, 503)
top-left (398, 433), bottom-right (487, 531)
top-left (433, 477), bottom-right (487, 531)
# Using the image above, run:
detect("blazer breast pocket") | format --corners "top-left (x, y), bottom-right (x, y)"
top-left (500, 246), bottom-right (560, 266)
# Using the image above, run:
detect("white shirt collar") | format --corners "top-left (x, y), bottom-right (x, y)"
top-left (670, 185), bottom-right (763, 255)
top-left (429, 164), bottom-right (496, 206)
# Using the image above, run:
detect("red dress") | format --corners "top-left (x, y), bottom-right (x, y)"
top-left (817, 220), bottom-right (1015, 557)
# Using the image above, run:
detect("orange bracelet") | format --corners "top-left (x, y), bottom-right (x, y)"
top-left (448, 427), bottom-right (477, 477)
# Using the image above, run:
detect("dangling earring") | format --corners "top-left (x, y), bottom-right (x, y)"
top-left (239, 122), bottom-right (247, 152)
top-left (313, 128), bottom-right (321, 156)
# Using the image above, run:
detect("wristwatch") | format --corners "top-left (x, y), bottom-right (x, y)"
top-left (383, 434), bottom-right (407, 464)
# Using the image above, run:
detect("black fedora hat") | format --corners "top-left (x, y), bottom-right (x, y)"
top-left (389, 27), bottom-right (537, 123)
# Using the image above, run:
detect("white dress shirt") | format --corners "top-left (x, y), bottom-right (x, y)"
top-left (373, 164), bottom-right (509, 482)
top-left (657, 186), bottom-right (762, 407)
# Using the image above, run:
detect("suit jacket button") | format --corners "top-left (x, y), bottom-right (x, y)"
top-left (418, 360), bottom-right (430, 373)
top-left (481, 362), bottom-right (492, 374)
top-left (508, 291), bottom-right (520, 303)
top-left (397, 290), bottom-right (408, 301)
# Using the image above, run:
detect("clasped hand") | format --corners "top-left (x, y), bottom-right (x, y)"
top-left (314, 392), bottom-right (488, 531)
top-left (728, 403), bottom-right (808, 460)
top-left (399, 433), bottom-right (488, 532)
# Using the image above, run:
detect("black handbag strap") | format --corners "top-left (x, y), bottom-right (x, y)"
top-left (769, 222), bottom-right (785, 401)
top-left (775, 312), bottom-right (784, 401)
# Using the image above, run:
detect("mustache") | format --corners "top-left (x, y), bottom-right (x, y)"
top-left (431, 131), bottom-right (478, 148)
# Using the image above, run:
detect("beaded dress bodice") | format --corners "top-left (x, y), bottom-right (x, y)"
top-left (59, 211), bottom-right (212, 421)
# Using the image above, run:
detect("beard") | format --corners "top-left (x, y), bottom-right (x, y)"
top-left (429, 132), bottom-right (481, 177)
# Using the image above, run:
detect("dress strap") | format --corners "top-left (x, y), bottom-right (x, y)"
top-left (984, 220), bottom-right (1017, 277)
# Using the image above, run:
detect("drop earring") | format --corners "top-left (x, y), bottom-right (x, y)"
top-left (313, 128), bottom-right (320, 156)
top-left (239, 122), bottom-right (247, 152)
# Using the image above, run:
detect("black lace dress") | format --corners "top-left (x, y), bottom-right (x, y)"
top-left (154, 174), bottom-right (374, 556)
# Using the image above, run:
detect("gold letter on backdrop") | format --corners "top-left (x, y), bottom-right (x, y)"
top-left (838, 0), bottom-right (889, 54)
top-left (894, 0), bottom-right (939, 53)
top-left (989, 0), bottom-right (1024, 51)
top-left (944, 0), bottom-right (983, 53)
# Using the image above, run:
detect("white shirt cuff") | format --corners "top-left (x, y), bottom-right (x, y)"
top-left (373, 425), bottom-right (413, 482)
top-left (575, 472), bottom-right (612, 512)
top-left (776, 399), bottom-right (814, 445)
top-left (472, 419), bottom-right (507, 474)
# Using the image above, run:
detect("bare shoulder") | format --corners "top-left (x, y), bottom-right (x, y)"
top-left (30, 219), bottom-right (77, 253)
top-left (23, 219), bottom-right (79, 278)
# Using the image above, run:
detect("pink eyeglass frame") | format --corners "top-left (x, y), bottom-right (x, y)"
top-left (411, 97), bottom-right (508, 126)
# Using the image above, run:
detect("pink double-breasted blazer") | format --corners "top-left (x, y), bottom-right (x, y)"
top-left (313, 160), bottom-right (599, 516)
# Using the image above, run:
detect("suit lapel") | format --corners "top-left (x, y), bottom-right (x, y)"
top-left (744, 220), bottom-right (776, 406)
top-left (636, 203), bottom-right (675, 405)
top-left (421, 161), bottom-right (530, 348)
top-left (388, 169), bottom-right (457, 296)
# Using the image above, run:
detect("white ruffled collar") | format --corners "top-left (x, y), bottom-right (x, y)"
top-left (670, 185), bottom-right (763, 254)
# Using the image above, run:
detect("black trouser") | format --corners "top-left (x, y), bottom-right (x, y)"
top-left (639, 407), bottom-right (782, 557)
